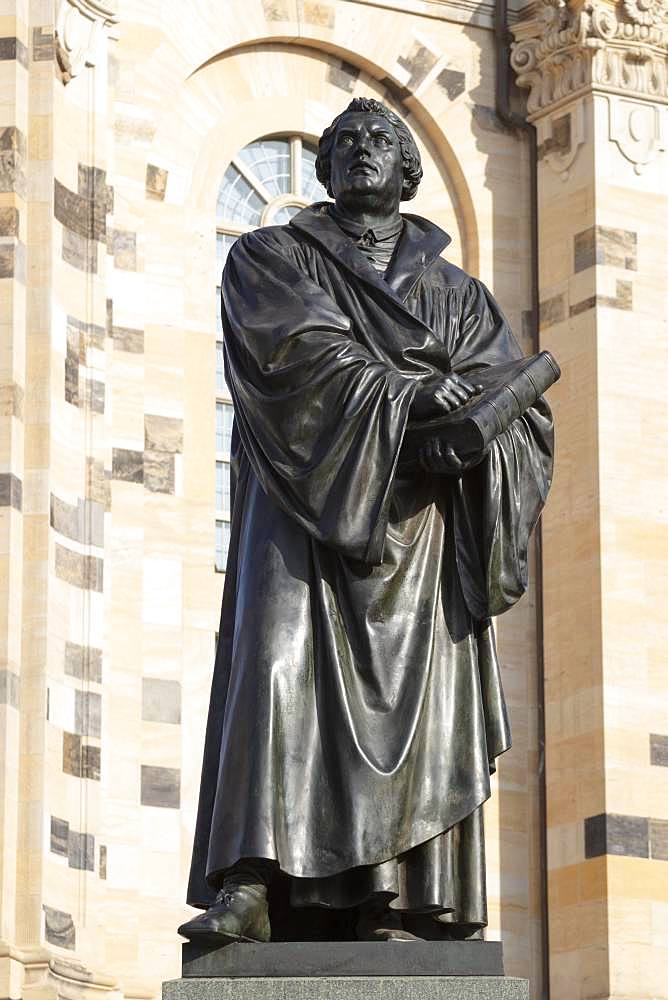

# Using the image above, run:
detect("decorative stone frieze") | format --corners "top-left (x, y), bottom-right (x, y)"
top-left (510, 0), bottom-right (668, 119)
top-left (55, 0), bottom-right (119, 83)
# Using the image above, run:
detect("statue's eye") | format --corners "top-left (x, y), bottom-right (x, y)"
top-left (338, 135), bottom-right (354, 145)
top-left (374, 135), bottom-right (391, 145)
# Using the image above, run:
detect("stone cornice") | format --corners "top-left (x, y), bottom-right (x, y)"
top-left (511, 0), bottom-right (668, 117)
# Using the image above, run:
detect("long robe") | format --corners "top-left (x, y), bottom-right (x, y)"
top-left (187, 203), bottom-right (553, 932)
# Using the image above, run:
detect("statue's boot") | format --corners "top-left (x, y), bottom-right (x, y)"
top-left (177, 884), bottom-right (270, 946)
top-left (356, 900), bottom-right (421, 942)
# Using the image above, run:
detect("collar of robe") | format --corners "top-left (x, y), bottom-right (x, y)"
top-left (290, 202), bottom-right (452, 305)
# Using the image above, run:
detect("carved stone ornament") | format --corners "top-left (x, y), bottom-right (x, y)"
top-left (55, 0), bottom-right (119, 83)
top-left (510, 0), bottom-right (668, 119)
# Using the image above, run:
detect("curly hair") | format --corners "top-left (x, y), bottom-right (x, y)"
top-left (315, 98), bottom-right (423, 202)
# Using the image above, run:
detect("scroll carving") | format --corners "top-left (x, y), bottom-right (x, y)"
top-left (55, 0), bottom-right (119, 83)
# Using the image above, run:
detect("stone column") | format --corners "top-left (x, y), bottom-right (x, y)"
top-left (511, 3), bottom-right (668, 997)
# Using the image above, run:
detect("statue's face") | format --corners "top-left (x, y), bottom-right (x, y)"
top-left (329, 112), bottom-right (404, 211)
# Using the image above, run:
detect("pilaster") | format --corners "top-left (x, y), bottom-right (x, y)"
top-left (511, 3), bottom-right (668, 997)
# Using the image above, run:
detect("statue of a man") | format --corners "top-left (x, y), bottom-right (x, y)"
top-left (179, 98), bottom-right (553, 945)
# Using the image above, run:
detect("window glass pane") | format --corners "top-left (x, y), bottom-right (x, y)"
top-left (238, 139), bottom-right (291, 199)
top-left (217, 233), bottom-right (237, 277)
top-left (216, 460), bottom-right (231, 515)
top-left (216, 340), bottom-right (226, 393)
top-left (273, 204), bottom-right (303, 225)
top-left (215, 519), bottom-right (231, 572)
top-left (216, 402), bottom-right (234, 453)
top-left (217, 164), bottom-right (264, 226)
top-left (301, 146), bottom-right (329, 204)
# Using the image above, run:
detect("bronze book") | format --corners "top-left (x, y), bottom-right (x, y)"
top-left (401, 350), bottom-right (560, 463)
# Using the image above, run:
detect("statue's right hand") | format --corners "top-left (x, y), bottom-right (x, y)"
top-left (411, 373), bottom-right (479, 421)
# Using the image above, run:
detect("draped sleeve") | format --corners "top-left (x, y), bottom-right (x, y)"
top-left (448, 278), bottom-right (554, 619)
top-left (221, 228), bottom-right (418, 565)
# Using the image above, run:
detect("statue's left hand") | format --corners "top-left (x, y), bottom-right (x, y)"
top-left (419, 439), bottom-right (487, 476)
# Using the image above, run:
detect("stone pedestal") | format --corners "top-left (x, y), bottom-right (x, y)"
top-left (163, 942), bottom-right (529, 1000)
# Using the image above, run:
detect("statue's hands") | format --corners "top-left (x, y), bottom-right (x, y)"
top-left (410, 373), bottom-right (480, 422)
top-left (419, 439), bottom-right (488, 476)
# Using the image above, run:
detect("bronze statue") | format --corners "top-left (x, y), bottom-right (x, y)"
top-left (178, 98), bottom-right (554, 946)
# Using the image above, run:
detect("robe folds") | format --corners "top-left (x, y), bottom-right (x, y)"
top-left (187, 203), bottom-right (554, 930)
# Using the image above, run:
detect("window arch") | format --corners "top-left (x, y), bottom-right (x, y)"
top-left (215, 134), bottom-right (329, 571)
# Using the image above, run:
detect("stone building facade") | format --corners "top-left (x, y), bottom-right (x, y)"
top-left (0, 0), bottom-right (666, 999)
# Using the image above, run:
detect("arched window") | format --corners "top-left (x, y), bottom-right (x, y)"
top-left (215, 135), bottom-right (329, 571)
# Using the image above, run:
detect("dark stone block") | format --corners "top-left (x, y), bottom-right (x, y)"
top-left (112, 324), bottom-right (144, 353)
top-left (437, 68), bottom-right (465, 101)
top-left (32, 26), bottom-right (54, 61)
top-left (574, 226), bottom-right (596, 273)
top-left (539, 294), bottom-right (565, 329)
top-left (50, 495), bottom-right (104, 547)
top-left (146, 163), bottom-right (168, 201)
top-left (50, 816), bottom-right (69, 856)
top-left (0, 36), bottom-right (28, 66)
top-left (0, 206), bottom-right (18, 236)
top-left (43, 904), bottom-right (75, 949)
top-left (65, 641), bottom-right (103, 683)
top-left (182, 941), bottom-right (505, 978)
top-left (326, 61), bottom-right (359, 94)
top-left (54, 177), bottom-right (106, 242)
top-left (55, 544), bottom-right (104, 592)
top-left (0, 36), bottom-right (17, 59)
top-left (67, 314), bottom-right (105, 350)
top-left (0, 472), bottom-right (23, 511)
top-left (0, 669), bottom-right (19, 707)
top-left (650, 819), bottom-right (668, 861)
top-left (597, 226), bottom-right (637, 270)
top-left (63, 731), bottom-right (82, 776)
top-left (145, 414), bottom-right (183, 453)
top-left (0, 126), bottom-right (27, 197)
top-left (585, 813), bottom-right (649, 859)
top-left (141, 764), bottom-right (180, 808)
top-left (0, 381), bottom-right (23, 420)
top-left (99, 844), bottom-right (107, 879)
top-left (86, 458), bottom-right (112, 510)
top-left (82, 744), bottom-right (100, 781)
top-left (85, 378), bottom-right (105, 414)
top-left (112, 448), bottom-right (143, 484)
top-left (62, 228), bottom-right (98, 272)
top-left (68, 829), bottom-right (94, 871)
top-left (569, 295), bottom-right (596, 318)
top-left (572, 280), bottom-right (633, 316)
top-left (75, 690), bottom-right (101, 738)
top-left (574, 225), bottom-right (637, 273)
top-left (77, 163), bottom-right (113, 214)
top-left (65, 333), bottom-right (79, 405)
top-left (50, 494), bottom-right (79, 541)
top-left (142, 678), bottom-right (181, 724)
top-left (144, 451), bottom-right (175, 494)
top-left (109, 227), bottom-right (137, 270)
top-left (650, 733), bottom-right (668, 767)
top-left (397, 43), bottom-right (437, 92)
top-left (0, 243), bottom-right (15, 278)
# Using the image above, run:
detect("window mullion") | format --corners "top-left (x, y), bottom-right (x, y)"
top-left (231, 155), bottom-right (273, 204)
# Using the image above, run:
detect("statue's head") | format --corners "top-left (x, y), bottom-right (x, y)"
top-left (316, 98), bottom-right (423, 211)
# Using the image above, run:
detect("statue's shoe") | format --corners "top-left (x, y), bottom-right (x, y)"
top-left (177, 885), bottom-right (270, 946)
